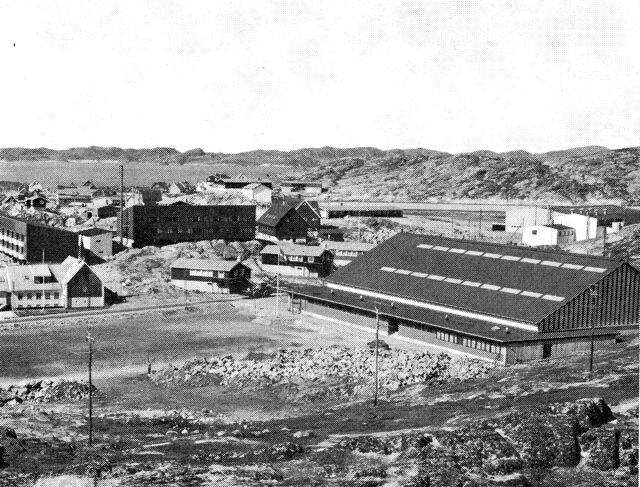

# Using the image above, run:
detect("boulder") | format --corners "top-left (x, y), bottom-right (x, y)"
top-left (579, 427), bottom-right (620, 471)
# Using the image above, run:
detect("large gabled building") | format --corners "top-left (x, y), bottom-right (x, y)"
top-left (291, 233), bottom-right (639, 364)
top-left (256, 199), bottom-right (321, 243)
top-left (0, 256), bottom-right (105, 310)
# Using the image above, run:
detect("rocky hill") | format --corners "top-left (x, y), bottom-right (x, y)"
top-left (2, 145), bottom-right (639, 202)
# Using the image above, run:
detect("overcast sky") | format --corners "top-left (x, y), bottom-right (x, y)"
top-left (0, 1), bottom-right (638, 153)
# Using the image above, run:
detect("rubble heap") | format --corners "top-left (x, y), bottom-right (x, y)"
top-left (150, 346), bottom-right (490, 395)
top-left (0, 380), bottom-right (98, 406)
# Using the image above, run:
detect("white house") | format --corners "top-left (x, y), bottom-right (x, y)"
top-left (522, 224), bottom-right (576, 247)
top-left (240, 183), bottom-right (272, 205)
top-left (0, 257), bottom-right (105, 310)
top-left (77, 228), bottom-right (113, 259)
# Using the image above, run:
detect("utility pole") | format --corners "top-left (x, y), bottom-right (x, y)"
top-left (41, 249), bottom-right (45, 313)
top-left (479, 209), bottom-right (483, 239)
top-left (602, 226), bottom-right (607, 257)
top-left (86, 325), bottom-right (94, 446)
top-left (275, 249), bottom-right (284, 318)
top-left (119, 163), bottom-right (124, 246)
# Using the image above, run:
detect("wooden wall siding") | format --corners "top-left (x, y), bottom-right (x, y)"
top-left (539, 264), bottom-right (640, 331)
top-left (66, 267), bottom-right (103, 298)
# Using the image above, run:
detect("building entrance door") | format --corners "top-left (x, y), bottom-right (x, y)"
top-left (387, 318), bottom-right (399, 335)
top-left (542, 343), bottom-right (552, 359)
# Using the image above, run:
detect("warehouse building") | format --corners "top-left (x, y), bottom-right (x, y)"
top-left (290, 233), bottom-right (639, 364)
top-left (117, 203), bottom-right (256, 248)
top-left (0, 256), bottom-right (105, 310)
top-left (320, 203), bottom-right (403, 219)
top-left (170, 258), bottom-right (251, 294)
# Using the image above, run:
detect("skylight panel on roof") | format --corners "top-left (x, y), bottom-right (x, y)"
top-left (540, 260), bottom-right (562, 267)
top-left (395, 269), bottom-right (412, 275)
top-left (416, 244), bottom-right (434, 249)
top-left (465, 250), bottom-right (484, 256)
top-left (480, 284), bottom-right (501, 291)
top-left (448, 248), bottom-right (466, 254)
top-left (444, 277), bottom-right (463, 284)
top-left (483, 253), bottom-right (502, 259)
top-left (520, 258), bottom-right (542, 264)
top-left (583, 266), bottom-right (607, 273)
top-left (501, 255), bottom-right (521, 262)
top-left (380, 267), bottom-right (396, 272)
top-left (521, 291), bottom-right (543, 298)
top-left (542, 294), bottom-right (565, 302)
top-left (410, 272), bottom-right (428, 278)
top-left (561, 263), bottom-right (584, 270)
top-left (427, 274), bottom-right (445, 281)
top-left (432, 246), bottom-right (450, 251)
top-left (461, 280), bottom-right (482, 287)
top-left (500, 287), bottom-right (521, 294)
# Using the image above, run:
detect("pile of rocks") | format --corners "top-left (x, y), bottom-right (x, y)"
top-left (0, 380), bottom-right (98, 406)
top-left (150, 346), bottom-right (490, 395)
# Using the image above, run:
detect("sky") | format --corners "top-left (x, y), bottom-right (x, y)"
top-left (0, 0), bottom-right (638, 153)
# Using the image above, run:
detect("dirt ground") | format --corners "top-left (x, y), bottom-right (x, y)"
top-left (0, 297), bottom-right (637, 486)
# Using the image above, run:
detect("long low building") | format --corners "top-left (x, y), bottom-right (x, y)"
top-left (170, 258), bottom-right (251, 294)
top-left (320, 203), bottom-right (404, 219)
top-left (0, 256), bottom-right (105, 310)
top-left (289, 233), bottom-right (639, 364)
top-left (261, 244), bottom-right (333, 278)
top-left (323, 241), bottom-right (377, 266)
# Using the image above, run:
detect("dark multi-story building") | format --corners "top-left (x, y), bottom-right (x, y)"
top-left (118, 203), bottom-right (256, 247)
top-left (0, 214), bottom-right (81, 263)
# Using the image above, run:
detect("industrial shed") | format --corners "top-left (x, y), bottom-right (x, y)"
top-left (290, 233), bottom-right (639, 364)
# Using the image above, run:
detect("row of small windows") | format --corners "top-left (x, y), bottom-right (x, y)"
top-left (335, 250), bottom-right (363, 257)
top-left (0, 229), bottom-right (25, 241)
top-left (156, 227), bottom-right (254, 235)
top-left (136, 215), bottom-right (253, 223)
top-left (436, 330), bottom-right (502, 355)
top-left (17, 292), bottom-right (60, 300)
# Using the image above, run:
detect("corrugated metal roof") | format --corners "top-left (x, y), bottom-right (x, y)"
top-left (325, 232), bottom-right (627, 325)
top-left (171, 258), bottom-right (244, 272)
top-left (544, 224), bottom-right (575, 230)
top-left (77, 227), bottom-right (111, 237)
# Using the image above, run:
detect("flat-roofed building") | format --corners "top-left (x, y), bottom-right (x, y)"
top-left (522, 224), bottom-right (576, 247)
top-left (118, 203), bottom-right (256, 248)
top-left (170, 258), bottom-right (251, 293)
top-left (77, 227), bottom-right (113, 259)
top-left (290, 233), bottom-right (639, 364)
top-left (0, 213), bottom-right (81, 263)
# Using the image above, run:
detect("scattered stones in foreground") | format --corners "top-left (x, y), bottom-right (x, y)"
top-left (0, 380), bottom-right (98, 406)
top-left (150, 346), bottom-right (490, 396)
